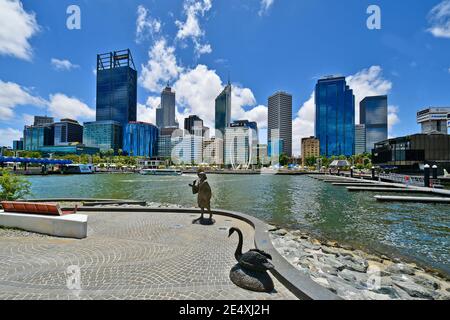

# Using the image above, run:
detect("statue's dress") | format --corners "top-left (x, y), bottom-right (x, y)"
top-left (192, 179), bottom-right (212, 208)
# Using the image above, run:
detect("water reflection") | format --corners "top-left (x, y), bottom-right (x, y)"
top-left (27, 174), bottom-right (450, 272)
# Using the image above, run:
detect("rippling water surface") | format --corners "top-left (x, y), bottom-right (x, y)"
top-left (26, 174), bottom-right (450, 273)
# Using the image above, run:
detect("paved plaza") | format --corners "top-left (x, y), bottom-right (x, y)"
top-left (0, 211), bottom-right (296, 300)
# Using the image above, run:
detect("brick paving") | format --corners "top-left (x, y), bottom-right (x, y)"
top-left (0, 211), bottom-right (296, 300)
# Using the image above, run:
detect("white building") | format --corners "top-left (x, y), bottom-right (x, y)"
top-left (224, 126), bottom-right (257, 168)
top-left (417, 107), bottom-right (450, 134)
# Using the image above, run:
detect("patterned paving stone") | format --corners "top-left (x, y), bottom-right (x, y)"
top-left (0, 211), bottom-right (297, 300)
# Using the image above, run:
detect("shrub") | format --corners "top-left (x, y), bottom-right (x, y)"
top-left (0, 170), bottom-right (31, 201)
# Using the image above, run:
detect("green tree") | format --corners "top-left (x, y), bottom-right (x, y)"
top-left (279, 153), bottom-right (289, 166)
top-left (0, 170), bottom-right (31, 201)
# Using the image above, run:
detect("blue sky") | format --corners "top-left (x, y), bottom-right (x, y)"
top-left (0, 0), bottom-right (449, 155)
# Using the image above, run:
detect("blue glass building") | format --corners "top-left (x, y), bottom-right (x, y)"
top-left (315, 76), bottom-right (355, 157)
top-left (123, 122), bottom-right (159, 157)
top-left (23, 125), bottom-right (54, 151)
top-left (360, 95), bottom-right (388, 153)
top-left (83, 121), bottom-right (122, 153)
top-left (96, 49), bottom-right (137, 128)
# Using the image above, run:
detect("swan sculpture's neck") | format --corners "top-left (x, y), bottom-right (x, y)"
top-left (233, 228), bottom-right (244, 261)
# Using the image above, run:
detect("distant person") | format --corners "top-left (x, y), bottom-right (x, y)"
top-left (189, 171), bottom-right (213, 223)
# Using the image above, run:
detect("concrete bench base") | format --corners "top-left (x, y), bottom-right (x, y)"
top-left (0, 211), bottom-right (88, 239)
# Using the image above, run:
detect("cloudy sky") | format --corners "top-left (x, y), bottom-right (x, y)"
top-left (1, 0), bottom-right (450, 155)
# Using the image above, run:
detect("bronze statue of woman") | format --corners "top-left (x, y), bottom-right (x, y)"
top-left (189, 171), bottom-right (213, 223)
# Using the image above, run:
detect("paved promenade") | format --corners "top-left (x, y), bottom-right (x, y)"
top-left (0, 211), bottom-right (296, 300)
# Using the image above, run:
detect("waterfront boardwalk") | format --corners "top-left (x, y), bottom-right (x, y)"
top-left (0, 210), bottom-right (296, 300)
top-left (311, 174), bottom-right (450, 202)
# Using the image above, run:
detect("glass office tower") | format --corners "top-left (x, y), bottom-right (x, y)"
top-left (23, 125), bottom-right (54, 151)
top-left (215, 83), bottom-right (232, 139)
top-left (360, 95), bottom-right (388, 153)
top-left (96, 49), bottom-right (137, 128)
top-left (315, 76), bottom-right (355, 157)
top-left (123, 122), bottom-right (159, 157)
top-left (53, 119), bottom-right (83, 146)
top-left (83, 121), bottom-right (122, 153)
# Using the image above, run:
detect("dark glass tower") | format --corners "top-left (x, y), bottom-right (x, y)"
top-left (215, 83), bottom-right (232, 139)
top-left (96, 49), bottom-right (137, 128)
top-left (315, 76), bottom-right (355, 157)
top-left (360, 95), bottom-right (388, 153)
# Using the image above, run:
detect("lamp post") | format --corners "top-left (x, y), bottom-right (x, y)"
top-left (432, 165), bottom-right (438, 180)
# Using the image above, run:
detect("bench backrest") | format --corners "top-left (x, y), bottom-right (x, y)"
top-left (1, 201), bottom-right (62, 216)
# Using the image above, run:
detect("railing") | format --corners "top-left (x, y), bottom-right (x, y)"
top-left (378, 173), bottom-right (424, 187)
top-left (379, 173), bottom-right (442, 188)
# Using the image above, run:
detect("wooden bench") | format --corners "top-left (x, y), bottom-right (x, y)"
top-left (1, 201), bottom-right (77, 216)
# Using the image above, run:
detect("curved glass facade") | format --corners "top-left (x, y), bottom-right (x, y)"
top-left (315, 77), bottom-right (355, 157)
top-left (123, 122), bottom-right (159, 157)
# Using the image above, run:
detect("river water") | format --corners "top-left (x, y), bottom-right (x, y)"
top-left (26, 173), bottom-right (450, 274)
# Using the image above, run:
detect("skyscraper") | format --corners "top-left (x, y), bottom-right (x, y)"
top-left (315, 76), bottom-right (355, 157)
top-left (360, 95), bottom-right (388, 152)
top-left (83, 121), bottom-right (122, 153)
top-left (96, 49), bottom-right (137, 127)
top-left (215, 83), bottom-right (232, 139)
top-left (53, 119), bottom-right (83, 146)
top-left (184, 115), bottom-right (203, 135)
top-left (268, 91), bottom-right (292, 157)
top-left (156, 85), bottom-right (178, 128)
top-left (123, 122), bottom-right (159, 157)
top-left (355, 124), bottom-right (367, 155)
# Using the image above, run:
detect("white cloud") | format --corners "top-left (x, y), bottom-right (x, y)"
top-left (347, 66), bottom-right (392, 122)
top-left (259, 0), bottom-right (274, 16)
top-left (0, 79), bottom-right (46, 120)
top-left (47, 94), bottom-right (95, 121)
top-left (0, 0), bottom-right (39, 60)
top-left (0, 128), bottom-right (22, 147)
top-left (137, 96), bottom-right (161, 124)
top-left (427, 0), bottom-right (450, 38)
top-left (171, 64), bottom-right (266, 135)
top-left (51, 58), bottom-right (79, 71)
top-left (388, 105), bottom-right (400, 135)
top-left (175, 0), bottom-right (212, 56)
top-left (136, 5), bottom-right (161, 43)
top-left (139, 38), bottom-right (184, 93)
top-left (293, 66), bottom-right (395, 156)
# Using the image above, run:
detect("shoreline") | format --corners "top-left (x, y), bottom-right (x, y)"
top-left (269, 227), bottom-right (450, 300)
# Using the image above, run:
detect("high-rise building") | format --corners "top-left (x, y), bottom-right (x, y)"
top-left (157, 127), bottom-right (178, 159)
top-left (360, 95), bottom-right (388, 153)
top-left (33, 116), bottom-right (54, 127)
top-left (96, 49), bottom-right (137, 128)
top-left (268, 91), bottom-right (292, 157)
top-left (225, 120), bottom-right (258, 167)
top-left (53, 119), bottom-right (83, 146)
top-left (257, 144), bottom-right (269, 166)
top-left (215, 83), bottom-right (232, 139)
top-left (83, 121), bottom-right (122, 153)
top-left (13, 139), bottom-right (24, 151)
top-left (156, 85), bottom-right (178, 129)
top-left (301, 137), bottom-right (320, 166)
top-left (185, 115), bottom-right (203, 134)
top-left (315, 76), bottom-right (355, 157)
top-left (123, 122), bottom-right (159, 157)
top-left (23, 125), bottom-right (54, 151)
top-left (355, 124), bottom-right (367, 155)
top-left (417, 107), bottom-right (450, 135)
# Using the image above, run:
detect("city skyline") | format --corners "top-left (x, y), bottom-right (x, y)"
top-left (1, 1), bottom-right (450, 155)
